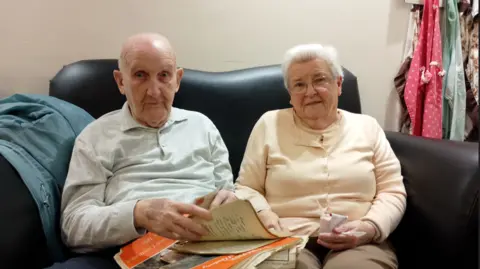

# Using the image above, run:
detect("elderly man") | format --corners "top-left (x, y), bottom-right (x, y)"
top-left (47, 33), bottom-right (236, 269)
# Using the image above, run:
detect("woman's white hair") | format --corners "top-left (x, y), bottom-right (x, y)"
top-left (281, 44), bottom-right (344, 89)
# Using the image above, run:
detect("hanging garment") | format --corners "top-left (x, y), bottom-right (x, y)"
top-left (460, 9), bottom-right (479, 105)
top-left (441, 0), bottom-right (467, 141)
top-left (465, 20), bottom-right (478, 104)
top-left (465, 80), bottom-right (479, 141)
top-left (404, 0), bottom-right (444, 138)
top-left (395, 6), bottom-right (422, 134)
top-left (460, 8), bottom-right (479, 141)
top-left (460, 10), bottom-right (471, 63)
top-left (403, 6), bottom-right (423, 61)
top-left (395, 57), bottom-right (413, 134)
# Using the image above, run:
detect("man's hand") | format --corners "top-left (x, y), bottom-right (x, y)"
top-left (317, 220), bottom-right (376, 251)
top-left (134, 198), bottom-right (213, 241)
top-left (257, 209), bottom-right (284, 232)
top-left (208, 189), bottom-right (237, 210)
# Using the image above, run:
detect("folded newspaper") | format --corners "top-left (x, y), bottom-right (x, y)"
top-left (114, 193), bottom-right (307, 269)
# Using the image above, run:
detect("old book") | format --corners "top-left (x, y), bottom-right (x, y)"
top-left (166, 198), bottom-right (293, 256)
top-left (191, 198), bottom-right (291, 241)
top-left (114, 193), bottom-right (304, 269)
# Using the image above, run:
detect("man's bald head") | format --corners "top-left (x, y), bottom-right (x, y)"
top-left (118, 33), bottom-right (176, 72)
top-left (113, 32), bottom-right (184, 128)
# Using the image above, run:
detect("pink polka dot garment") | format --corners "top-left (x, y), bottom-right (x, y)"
top-left (404, 0), bottom-right (444, 139)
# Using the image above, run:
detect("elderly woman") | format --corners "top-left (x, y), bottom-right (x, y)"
top-left (234, 44), bottom-right (406, 269)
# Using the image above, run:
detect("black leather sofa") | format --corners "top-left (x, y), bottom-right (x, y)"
top-left (0, 59), bottom-right (478, 269)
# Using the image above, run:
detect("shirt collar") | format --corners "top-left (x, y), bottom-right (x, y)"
top-left (120, 102), bottom-right (187, 132)
top-left (292, 108), bottom-right (344, 148)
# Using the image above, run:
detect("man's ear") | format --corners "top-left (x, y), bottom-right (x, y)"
top-left (336, 76), bottom-right (343, 96)
top-left (175, 68), bottom-right (184, 93)
top-left (113, 70), bottom-right (125, 95)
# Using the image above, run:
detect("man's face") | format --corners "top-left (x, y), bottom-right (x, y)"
top-left (114, 45), bottom-right (183, 128)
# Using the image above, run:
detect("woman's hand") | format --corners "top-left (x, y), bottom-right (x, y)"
top-left (317, 220), bottom-right (376, 251)
top-left (257, 209), bottom-right (284, 232)
top-left (208, 190), bottom-right (237, 209)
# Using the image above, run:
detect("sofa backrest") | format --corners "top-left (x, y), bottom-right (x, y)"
top-left (50, 59), bottom-right (362, 178)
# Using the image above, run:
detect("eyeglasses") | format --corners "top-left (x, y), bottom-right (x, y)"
top-left (288, 77), bottom-right (333, 94)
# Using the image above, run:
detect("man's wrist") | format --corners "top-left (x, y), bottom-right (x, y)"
top-left (134, 200), bottom-right (147, 229)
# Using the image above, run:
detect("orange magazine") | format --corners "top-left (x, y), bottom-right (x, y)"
top-left (114, 232), bottom-right (177, 269)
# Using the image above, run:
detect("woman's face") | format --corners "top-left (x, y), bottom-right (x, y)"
top-left (287, 58), bottom-right (342, 121)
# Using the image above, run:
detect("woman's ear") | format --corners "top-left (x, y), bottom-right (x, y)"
top-left (336, 76), bottom-right (343, 96)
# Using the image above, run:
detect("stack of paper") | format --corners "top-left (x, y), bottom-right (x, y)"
top-left (114, 197), bottom-right (307, 269)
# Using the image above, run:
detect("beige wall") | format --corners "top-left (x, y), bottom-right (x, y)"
top-left (0, 0), bottom-right (410, 129)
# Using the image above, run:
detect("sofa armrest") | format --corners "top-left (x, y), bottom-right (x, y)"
top-left (385, 131), bottom-right (479, 269)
